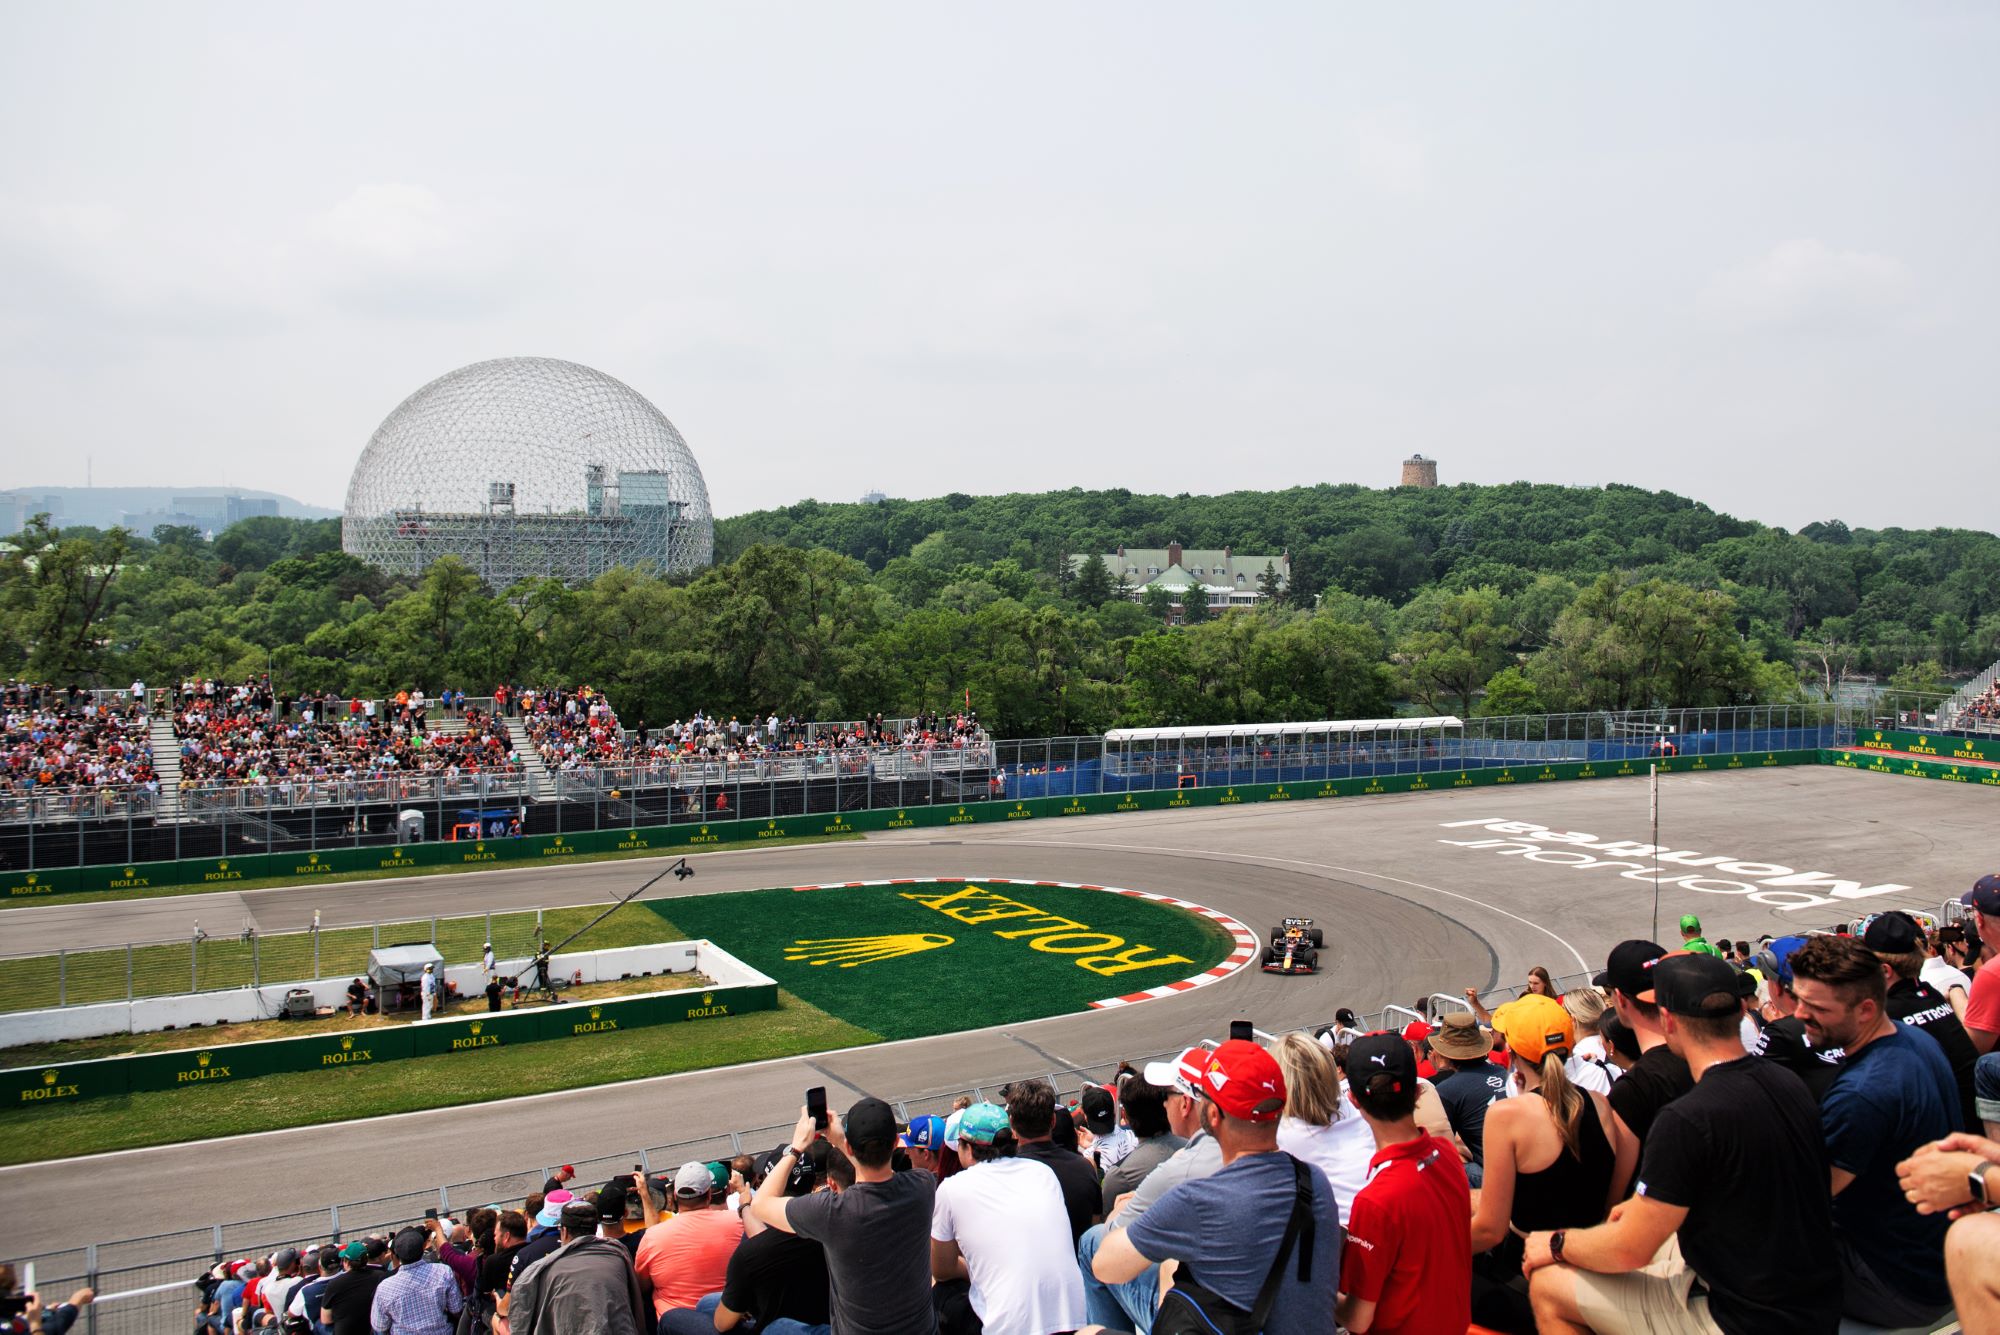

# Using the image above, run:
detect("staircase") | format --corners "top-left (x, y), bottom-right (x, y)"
top-left (502, 716), bottom-right (557, 801)
top-left (147, 712), bottom-right (187, 821)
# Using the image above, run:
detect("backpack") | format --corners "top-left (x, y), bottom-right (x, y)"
top-left (1152, 1155), bottom-right (1316, 1335)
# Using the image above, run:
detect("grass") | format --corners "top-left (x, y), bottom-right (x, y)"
top-left (651, 880), bottom-right (1236, 1041)
top-left (0, 990), bottom-right (875, 1164)
top-left (0, 971), bottom-right (711, 1065)
top-left (2, 831), bottom-right (860, 911)
top-left (0, 887), bottom-right (763, 1015)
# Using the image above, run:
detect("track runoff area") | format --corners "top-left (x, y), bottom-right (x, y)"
top-left (0, 762), bottom-right (1991, 1261)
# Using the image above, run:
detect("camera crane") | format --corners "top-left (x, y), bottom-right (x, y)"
top-left (524, 857), bottom-right (694, 1003)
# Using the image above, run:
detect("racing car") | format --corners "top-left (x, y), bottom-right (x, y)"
top-left (1262, 917), bottom-right (1323, 974)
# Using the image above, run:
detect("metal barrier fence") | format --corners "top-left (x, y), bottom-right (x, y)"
top-left (0, 905), bottom-right (576, 1013)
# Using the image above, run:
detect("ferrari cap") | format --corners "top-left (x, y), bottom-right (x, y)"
top-left (1198, 1039), bottom-right (1287, 1122)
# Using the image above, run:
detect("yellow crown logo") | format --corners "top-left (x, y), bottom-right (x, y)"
top-left (125, 867), bottom-right (135, 877)
top-left (469, 1021), bottom-right (483, 1035)
top-left (309, 854), bottom-right (320, 864)
top-left (589, 1006), bottom-right (602, 1020)
top-left (475, 842), bottom-right (484, 852)
top-left (218, 860), bottom-right (228, 871)
top-left (702, 993), bottom-right (714, 1005)
top-left (197, 1052), bottom-right (212, 1068)
top-left (785, 933), bottom-right (955, 969)
top-left (553, 836), bottom-right (563, 845)
top-left (42, 1069), bottom-right (57, 1085)
top-left (340, 1036), bottom-right (354, 1051)
top-left (25, 874), bottom-right (35, 884)
top-left (700, 825), bottom-right (709, 834)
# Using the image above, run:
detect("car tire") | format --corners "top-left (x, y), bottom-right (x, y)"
top-left (1300, 949), bottom-right (1318, 970)
top-left (1306, 929), bottom-right (1325, 948)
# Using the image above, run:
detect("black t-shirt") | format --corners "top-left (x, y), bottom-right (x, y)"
top-left (719, 1222), bottom-right (832, 1328)
top-left (1634, 1056), bottom-right (1841, 1334)
top-left (786, 1167), bottom-right (937, 1335)
top-left (508, 1229), bottom-right (562, 1289)
top-left (1013, 1140), bottom-right (1102, 1242)
top-left (319, 1266), bottom-right (386, 1335)
top-left (1887, 976), bottom-right (1979, 1132)
top-left (1606, 1043), bottom-right (1692, 1143)
top-left (1431, 1063), bottom-right (1508, 1162)
top-left (1748, 1015), bottom-right (1844, 1103)
top-left (477, 1244), bottom-right (520, 1296)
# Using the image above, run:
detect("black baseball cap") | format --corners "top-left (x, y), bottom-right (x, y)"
top-left (1962, 874), bottom-right (2000, 917)
top-left (1595, 940), bottom-right (1667, 998)
top-left (1861, 911), bottom-right (1924, 954)
top-left (1646, 954), bottom-right (1743, 1019)
top-left (845, 1096), bottom-right (897, 1145)
top-left (390, 1228), bottom-right (428, 1264)
top-left (1346, 1032), bottom-right (1417, 1097)
top-left (1079, 1084), bottom-right (1117, 1135)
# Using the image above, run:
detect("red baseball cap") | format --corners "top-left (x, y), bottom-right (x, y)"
top-left (1400, 1020), bottom-right (1433, 1043)
top-left (1198, 1039), bottom-right (1288, 1122)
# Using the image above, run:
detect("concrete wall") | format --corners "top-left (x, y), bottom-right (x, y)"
top-left (0, 940), bottom-right (759, 1049)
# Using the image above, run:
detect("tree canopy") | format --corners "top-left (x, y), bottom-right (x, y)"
top-left (3, 479), bottom-right (1993, 738)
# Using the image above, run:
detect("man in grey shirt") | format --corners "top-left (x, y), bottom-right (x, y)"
top-left (1077, 1047), bottom-right (1221, 1332)
top-left (1098, 1073), bottom-right (1189, 1215)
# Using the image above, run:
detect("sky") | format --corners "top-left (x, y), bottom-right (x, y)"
top-left (2, 3), bottom-right (1995, 532)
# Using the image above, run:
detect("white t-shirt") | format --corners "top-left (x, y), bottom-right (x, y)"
top-left (931, 1157), bottom-right (1086, 1335)
top-left (1921, 957), bottom-right (1972, 999)
top-left (1277, 1113), bottom-right (1375, 1228)
top-left (1565, 1052), bottom-right (1615, 1094)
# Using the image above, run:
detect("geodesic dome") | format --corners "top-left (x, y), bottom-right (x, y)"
top-left (342, 357), bottom-right (714, 588)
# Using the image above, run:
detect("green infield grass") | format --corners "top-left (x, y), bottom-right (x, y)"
top-left (649, 880), bottom-right (1235, 1041)
top-left (0, 990), bottom-right (872, 1165)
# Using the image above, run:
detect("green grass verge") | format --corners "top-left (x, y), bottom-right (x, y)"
top-left (0, 990), bottom-right (874, 1165)
top-left (651, 880), bottom-right (1234, 1041)
top-left (0, 832), bottom-right (860, 912)
top-left (0, 844), bottom-right (853, 1014)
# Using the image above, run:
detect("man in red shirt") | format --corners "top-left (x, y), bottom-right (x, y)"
top-left (1961, 877), bottom-right (2000, 1058)
top-left (1338, 1032), bottom-right (1472, 1335)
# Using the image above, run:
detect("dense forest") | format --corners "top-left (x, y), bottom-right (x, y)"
top-left (4, 481), bottom-right (1996, 738)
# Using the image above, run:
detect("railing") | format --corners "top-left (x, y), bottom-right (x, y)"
top-left (178, 769), bottom-right (532, 814)
top-left (550, 742), bottom-right (999, 798)
top-left (0, 787), bottom-right (157, 825)
top-left (1937, 659), bottom-right (2000, 734)
top-left (5, 976), bottom-right (1514, 1335)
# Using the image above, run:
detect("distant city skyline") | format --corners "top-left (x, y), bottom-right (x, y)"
top-left (2, 4), bottom-right (1995, 534)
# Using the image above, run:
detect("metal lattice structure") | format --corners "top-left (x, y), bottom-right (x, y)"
top-left (342, 357), bottom-right (714, 588)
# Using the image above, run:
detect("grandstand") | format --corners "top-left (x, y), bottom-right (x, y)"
top-left (1939, 658), bottom-right (2000, 736)
top-left (0, 694), bottom-right (1879, 875)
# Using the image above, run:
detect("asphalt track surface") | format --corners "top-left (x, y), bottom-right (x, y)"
top-left (1, 766), bottom-right (1992, 1260)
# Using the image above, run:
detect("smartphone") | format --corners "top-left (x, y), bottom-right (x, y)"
top-left (424, 1207), bottom-right (438, 1220)
top-left (1229, 1020), bottom-right (1254, 1043)
top-left (806, 1085), bottom-right (828, 1130)
top-left (0, 1297), bottom-right (28, 1319)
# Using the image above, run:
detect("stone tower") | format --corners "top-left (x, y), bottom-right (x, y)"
top-left (1400, 454), bottom-right (1438, 488)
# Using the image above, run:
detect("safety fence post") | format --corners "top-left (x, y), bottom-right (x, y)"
top-left (57, 951), bottom-right (66, 1007)
top-left (126, 944), bottom-right (134, 1001)
top-left (252, 934), bottom-right (260, 989)
top-left (330, 1204), bottom-right (341, 1243)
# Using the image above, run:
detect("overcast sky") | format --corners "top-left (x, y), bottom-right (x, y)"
top-left (2, 3), bottom-right (1995, 532)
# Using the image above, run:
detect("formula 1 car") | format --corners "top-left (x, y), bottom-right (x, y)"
top-left (1262, 918), bottom-right (1323, 974)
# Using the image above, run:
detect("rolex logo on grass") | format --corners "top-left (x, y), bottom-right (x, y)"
top-left (785, 933), bottom-right (955, 968)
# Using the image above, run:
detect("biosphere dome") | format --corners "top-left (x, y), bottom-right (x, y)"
top-left (342, 357), bottom-right (714, 588)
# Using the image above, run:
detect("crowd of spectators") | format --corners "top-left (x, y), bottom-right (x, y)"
top-left (131, 877), bottom-right (2000, 1335)
top-left (1953, 678), bottom-right (2000, 733)
top-left (0, 679), bottom-right (155, 802)
top-left (172, 677), bottom-right (519, 796)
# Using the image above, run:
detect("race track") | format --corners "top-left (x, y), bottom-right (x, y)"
top-left (1, 765), bottom-right (1990, 1261)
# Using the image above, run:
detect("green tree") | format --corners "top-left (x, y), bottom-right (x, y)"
top-left (1475, 666), bottom-right (1545, 717)
top-left (1071, 553), bottom-right (1115, 608)
top-left (1256, 560), bottom-right (1286, 607)
top-left (0, 517), bottom-right (131, 680)
top-left (1526, 576), bottom-right (1761, 711)
top-left (1140, 583), bottom-right (1176, 624)
top-left (1394, 585), bottom-right (1514, 716)
top-left (1179, 580), bottom-right (1211, 624)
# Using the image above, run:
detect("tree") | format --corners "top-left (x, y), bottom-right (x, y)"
top-left (1256, 560), bottom-right (1286, 607)
top-left (1526, 576), bottom-right (1761, 711)
top-left (1180, 580), bottom-right (1211, 624)
top-left (0, 517), bottom-right (130, 680)
top-left (1476, 666), bottom-right (1545, 717)
top-left (1394, 585), bottom-right (1514, 716)
top-left (1140, 583), bottom-right (1176, 624)
top-left (1071, 553), bottom-right (1114, 608)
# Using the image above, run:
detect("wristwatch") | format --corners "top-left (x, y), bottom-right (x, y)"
top-left (1971, 1163), bottom-right (1997, 1209)
top-left (1551, 1230), bottom-right (1567, 1262)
